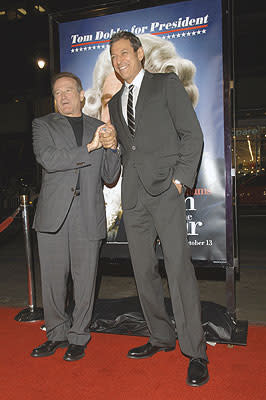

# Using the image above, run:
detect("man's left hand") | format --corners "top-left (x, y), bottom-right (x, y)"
top-left (100, 123), bottom-right (117, 150)
top-left (173, 180), bottom-right (183, 194)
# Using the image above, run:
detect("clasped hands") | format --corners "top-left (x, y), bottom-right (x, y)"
top-left (87, 123), bottom-right (117, 153)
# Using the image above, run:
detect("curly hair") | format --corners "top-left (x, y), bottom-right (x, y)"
top-left (83, 33), bottom-right (199, 119)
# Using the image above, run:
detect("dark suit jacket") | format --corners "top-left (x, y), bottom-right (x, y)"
top-left (108, 71), bottom-right (203, 210)
top-left (32, 112), bottom-right (120, 239)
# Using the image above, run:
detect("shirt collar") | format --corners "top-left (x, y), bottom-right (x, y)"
top-left (125, 69), bottom-right (145, 90)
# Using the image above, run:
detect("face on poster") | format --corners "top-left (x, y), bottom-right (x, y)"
top-left (59, 0), bottom-right (228, 262)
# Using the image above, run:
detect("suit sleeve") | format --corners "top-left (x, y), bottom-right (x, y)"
top-left (101, 149), bottom-right (121, 185)
top-left (32, 117), bottom-right (96, 173)
top-left (166, 73), bottom-right (203, 188)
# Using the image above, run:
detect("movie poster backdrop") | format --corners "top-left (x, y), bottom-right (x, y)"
top-left (59, 0), bottom-right (228, 263)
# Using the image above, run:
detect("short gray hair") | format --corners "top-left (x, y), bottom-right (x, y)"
top-left (51, 72), bottom-right (83, 94)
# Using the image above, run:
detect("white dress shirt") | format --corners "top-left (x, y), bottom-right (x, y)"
top-left (121, 69), bottom-right (145, 124)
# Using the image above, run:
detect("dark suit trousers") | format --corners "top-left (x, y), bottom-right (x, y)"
top-left (37, 196), bottom-right (101, 346)
top-left (123, 180), bottom-right (207, 360)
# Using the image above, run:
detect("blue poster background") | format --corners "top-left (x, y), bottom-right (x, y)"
top-left (59, 0), bottom-right (227, 262)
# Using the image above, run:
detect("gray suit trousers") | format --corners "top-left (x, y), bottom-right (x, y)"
top-left (123, 180), bottom-right (207, 360)
top-left (37, 196), bottom-right (101, 346)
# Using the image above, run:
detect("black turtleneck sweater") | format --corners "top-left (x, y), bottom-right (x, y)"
top-left (66, 115), bottom-right (83, 191)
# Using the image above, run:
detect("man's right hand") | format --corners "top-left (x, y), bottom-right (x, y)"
top-left (87, 125), bottom-right (104, 152)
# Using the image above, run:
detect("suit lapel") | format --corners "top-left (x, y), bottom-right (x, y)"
top-left (115, 85), bottom-right (130, 134)
top-left (134, 71), bottom-right (152, 133)
top-left (52, 113), bottom-right (77, 147)
top-left (82, 115), bottom-right (94, 145)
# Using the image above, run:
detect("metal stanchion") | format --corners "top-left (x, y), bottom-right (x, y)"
top-left (15, 195), bottom-right (43, 322)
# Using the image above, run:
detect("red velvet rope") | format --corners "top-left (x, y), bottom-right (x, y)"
top-left (0, 207), bottom-right (21, 233)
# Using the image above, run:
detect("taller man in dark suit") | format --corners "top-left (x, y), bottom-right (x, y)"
top-left (104, 32), bottom-right (208, 386)
top-left (31, 72), bottom-right (120, 361)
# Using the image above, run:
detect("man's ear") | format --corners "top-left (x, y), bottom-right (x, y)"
top-left (54, 99), bottom-right (58, 113)
top-left (80, 90), bottom-right (85, 109)
top-left (80, 90), bottom-right (85, 102)
top-left (137, 47), bottom-right (144, 63)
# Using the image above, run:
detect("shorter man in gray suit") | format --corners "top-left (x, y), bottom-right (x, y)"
top-left (102, 31), bottom-right (209, 386)
top-left (31, 72), bottom-right (120, 361)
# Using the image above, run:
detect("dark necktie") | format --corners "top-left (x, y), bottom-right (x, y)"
top-left (127, 84), bottom-right (135, 137)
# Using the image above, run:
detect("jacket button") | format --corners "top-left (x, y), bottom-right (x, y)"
top-left (132, 145), bottom-right (136, 151)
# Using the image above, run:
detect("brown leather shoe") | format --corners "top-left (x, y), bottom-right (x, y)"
top-left (31, 340), bottom-right (68, 357)
top-left (128, 342), bottom-right (175, 359)
top-left (186, 358), bottom-right (209, 387)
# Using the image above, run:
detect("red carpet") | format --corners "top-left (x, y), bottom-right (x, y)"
top-left (0, 308), bottom-right (265, 400)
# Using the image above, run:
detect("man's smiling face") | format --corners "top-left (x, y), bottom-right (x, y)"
top-left (110, 38), bottom-right (144, 84)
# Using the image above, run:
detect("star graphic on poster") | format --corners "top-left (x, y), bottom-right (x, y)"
top-left (192, 31), bottom-right (196, 36)
top-left (202, 29), bottom-right (207, 34)
top-left (182, 32), bottom-right (186, 37)
top-left (187, 32), bottom-right (191, 36)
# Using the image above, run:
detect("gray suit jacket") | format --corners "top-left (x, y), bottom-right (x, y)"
top-left (32, 112), bottom-right (120, 239)
top-left (108, 71), bottom-right (203, 210)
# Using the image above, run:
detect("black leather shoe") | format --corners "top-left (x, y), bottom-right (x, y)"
top-left (31, 340), bottom-right (68, 357)
top-left (186, 358), bottom-right (209, 387)
top-left (63, 344), bottom-right (86, 361)
top-left (128, 342), bottom-right (175, 359)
